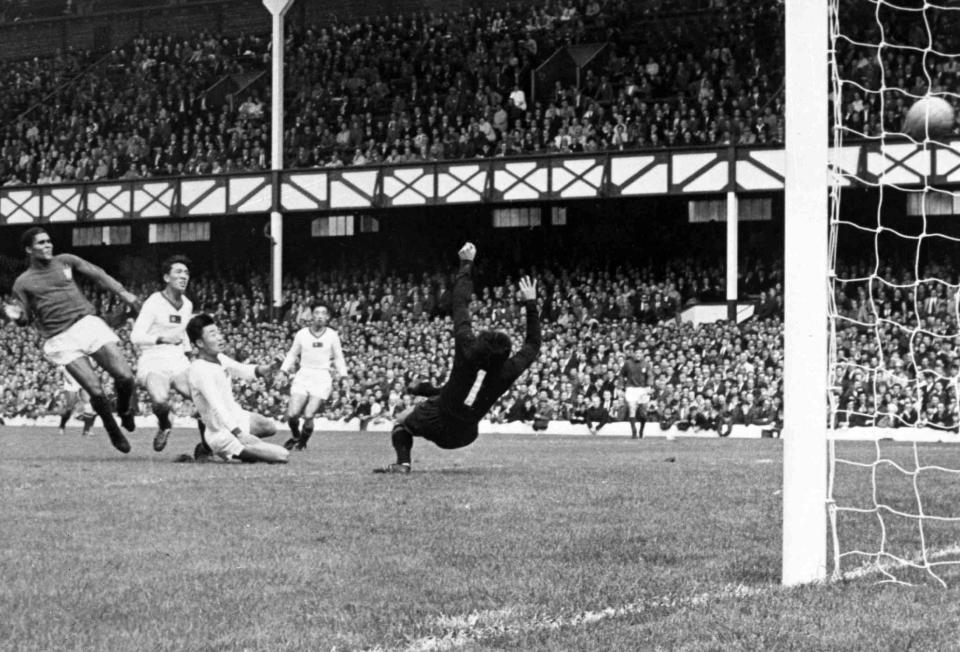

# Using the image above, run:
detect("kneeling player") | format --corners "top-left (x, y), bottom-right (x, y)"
top-left (186, 314), bottom-right (288, 464)
top-left (374, 243), bottom-right (541, 473)
top-left (279, 302), bottom-right (347, 451)
top-left (130, 255), bottom-right (194, 452)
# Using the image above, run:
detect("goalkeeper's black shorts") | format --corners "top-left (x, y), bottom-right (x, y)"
top-left (404, 396), bottom-right (479, 450)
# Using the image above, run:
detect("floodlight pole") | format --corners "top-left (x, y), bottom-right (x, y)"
top-left (264, 0), bottom-right (295, 316)
top-left (782, 0), bottom-right (829, 586)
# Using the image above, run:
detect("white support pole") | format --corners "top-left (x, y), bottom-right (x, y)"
top-left (264, 0), bottom-right (294, 313)
top-left (782, 0), bottom-right (829, 586)
top-left (726, 190), bottom-right (739, 321)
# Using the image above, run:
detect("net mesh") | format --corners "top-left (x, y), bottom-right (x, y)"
top-left (828, 0), bottom-right (960, 586)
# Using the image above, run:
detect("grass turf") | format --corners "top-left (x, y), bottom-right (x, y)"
top-left (1, 426), bottom-right (959, 651)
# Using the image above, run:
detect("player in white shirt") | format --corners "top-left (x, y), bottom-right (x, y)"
top-left (278, 302), bottom-right (348, 450)
top-left (185, 313), bottom-right (288, 464)
top-left (129, 255), bottom-right (194, 453)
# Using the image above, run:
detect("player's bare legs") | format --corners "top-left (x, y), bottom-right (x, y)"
top-left (58, 390), bottom-right (79, 435)
top-left (143, 372), bottom-right (174, 449)
top-left (249, 413), bottom-right (278, 438)
top-left (89, 341), bottom-right (137, 432)
top-left (65, 356), bottom-right (130, 453)
top-left (625, 397), bottom-right (641, 439)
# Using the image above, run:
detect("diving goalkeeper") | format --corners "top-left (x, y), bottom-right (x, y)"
top-left (374, 242), bottom-right (541, 473)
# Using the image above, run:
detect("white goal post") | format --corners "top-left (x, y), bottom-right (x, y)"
top-left (782, 0), bottom-right (830, 586)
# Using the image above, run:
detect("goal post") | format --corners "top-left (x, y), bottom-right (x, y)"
top-left (782, 0), bottom-right (830, 586)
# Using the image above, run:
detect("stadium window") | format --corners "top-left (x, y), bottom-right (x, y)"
top-left (359, 216), bottom-right (379, 233)
top-left (148, 222), bottom-right (211, 243)
top-left (493, 206), bottom-right (541, 228)
top-left (311, 215), bottom-right (355, 237)
top-left (905, 192), bottom-right (954, 216)
top-left (688, 198), bottom-right (772, 222)
top-left (71, 225), bottom-right (131, 247)
top-left (551, 206), bottom-right (567, 226)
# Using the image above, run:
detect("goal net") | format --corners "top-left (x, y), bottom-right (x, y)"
top-left (826, 0), bottom-right (960, 586)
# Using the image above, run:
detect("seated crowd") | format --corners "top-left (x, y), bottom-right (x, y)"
top-left (832, 259), bottom-right (960, 431)
top-left (1, 0), bottom-right (785, 186)
top-left (0, 252), bottom-right (787, 436)
top-left (4, 0), bottom-right (959, 188)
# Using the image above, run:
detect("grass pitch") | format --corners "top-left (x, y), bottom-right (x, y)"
top-left (2, 426), bottom-right (959, 651)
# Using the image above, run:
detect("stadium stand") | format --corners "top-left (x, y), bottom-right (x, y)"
top-left (0, 0), bottom-right (786, 185)
top-left (0, 233), bottom-right (786, 433)
top-left (2, 0), bottom-right (954, 435)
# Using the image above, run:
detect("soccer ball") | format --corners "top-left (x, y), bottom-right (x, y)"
top-left (903, 97), bottom-right (955, 140)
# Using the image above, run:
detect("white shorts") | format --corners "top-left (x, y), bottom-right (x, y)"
top-left (43, 315), bottom-right (118, 366)
top-left (136, 352), bottom-right (190, 386)
top-left (291, 368), bottom-right (333, 400)
top-left (204, 411), bottom-right (255, 459)
top-left (625, 386), bottom-right (652, 406)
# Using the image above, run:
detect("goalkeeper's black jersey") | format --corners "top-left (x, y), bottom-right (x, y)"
top-left (437, 261), bottom-right (541, 423)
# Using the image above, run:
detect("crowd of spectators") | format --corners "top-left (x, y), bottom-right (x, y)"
top-left (5, 0), bottom-right (960, 188)
top-left (7, 244), bottom-right (960, 437)
top-left (0, 0), bottom-right (786, 186)
top-left (0, 251), bottom-right (787, 437)
top-left (0, 0), bottom-right (192, 23)
top-left (832, 259), bottom-right (960, 431)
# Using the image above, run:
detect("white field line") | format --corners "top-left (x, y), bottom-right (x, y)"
top-left (367, 545), bottom-right (960, 652)
top-left (365, 584), bottom-right (765, 652)
top-left (838, 543), bottom-right (960, 581)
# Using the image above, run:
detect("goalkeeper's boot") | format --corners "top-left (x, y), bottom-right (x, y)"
top-left (283, 437), bottom-right (299, 451)
top-left (373, 463), bottom-right (411, 474)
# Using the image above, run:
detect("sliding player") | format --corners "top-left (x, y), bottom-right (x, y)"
top-left (374, 242), bottom-right (541, 473)
top-left (185, 313), bottom-right (288, 464)
top-left (130, 255), bottom-right (193, 452)
top-left (6, 227), bottom-right (140, 453)
top-left (279, 302), bottom-right (348, 451)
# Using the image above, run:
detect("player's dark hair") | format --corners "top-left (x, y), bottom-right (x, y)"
top-left (470, 330), bottom-right (512, 370)
top-left (20, 227), bottom-right (47, 252)
top-left (161, 254), bottom-right (192, 278)
top-left (186, 313), bottom-right (216, 346)
top-left (310, 301), bottom-right (331, 313)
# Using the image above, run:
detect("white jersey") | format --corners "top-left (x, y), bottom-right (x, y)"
top-left (187, 354), bottom-right (256, 438)
top-left (130, 291), bottom-right (193, 361)
top-left (281, 327), bottom-right (347, 376)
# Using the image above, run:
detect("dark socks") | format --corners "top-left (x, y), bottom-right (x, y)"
top-left (153, 403), bottom-right (172, 431)
top-left (90, 395), bottom-right (120, 432)
top-left (81, 414), bottom-right (96, 435)
top-left (59, 411), bottom-right (71, 430)
top-left (628, 417), bottom-right (637, 438)
top-left (300, 419), bottom-right (314, 444)
top-left (115, 376), bottom-right (135, 415)
top-left (392, 424), bottom-right (413, 465)
top-left (90, 394), bottom-right (129, 452)
top-left (287, 418), bottom-right (301, 440)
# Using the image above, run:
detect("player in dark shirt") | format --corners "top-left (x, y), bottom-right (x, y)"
top-left (5, 227), bottom-right (141, 454)
top-left (621, 347), bottom-right (652, 439)
top-left (374, 242), bottom-right (541, 473)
